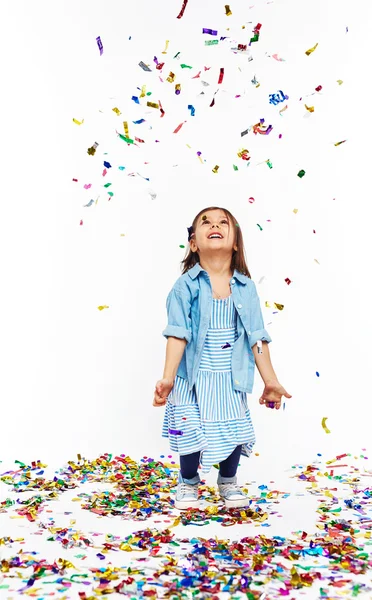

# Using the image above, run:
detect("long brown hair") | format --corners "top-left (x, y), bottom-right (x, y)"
top-left (181, 206), bottom-right (251, 278)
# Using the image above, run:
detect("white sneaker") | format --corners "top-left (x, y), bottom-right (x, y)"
top-left (174, 472), bottom-right (200, 510)
top-left (217, 474), bottom-right (250, 508)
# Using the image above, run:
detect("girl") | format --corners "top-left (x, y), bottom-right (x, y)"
top-left (153, 206), bottom-right (291, 510)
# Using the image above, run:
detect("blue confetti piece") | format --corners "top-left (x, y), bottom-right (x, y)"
top-left (132, 96), bottom-right (140, 104)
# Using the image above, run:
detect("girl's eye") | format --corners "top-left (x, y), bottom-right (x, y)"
top-left (202, 219), bottom-right (229, 224)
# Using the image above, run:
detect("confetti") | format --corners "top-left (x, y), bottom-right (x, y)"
top-left (173, 121), bottom-right (187, 133)
top-left (96, 35), bottom-right (103, 55)
top-left (205, 39), bottom-right (219, 46)
top-left (297, 169), bottom-right (306, 178)
top-left (305, 42), bottom-right (318, 56)
top-left (225, 5), bottom-right (232, 16)
top-left (334, 139), bottom-right (347, 146)
top-left (322, 417), bottom-right (331, 434)
top-left (139, 61), bottom-right (152, 72)
top-left (87, 142), bottom-right (99, 156)
top-left (162, 40), bottom-right (169, 54)
top-left (218, 67), bottom-right (224, 84)
top-left (72, 118), bottom-right (84, 125)
top-left (176, 0), bottom-right (188, 18)
top-left (212, 165), bottom-right (220, 173)
top-left (272, 53), bottom-right (285, 61)
top-left (203, 28), bottom-right (218, 35)
top-left (269, 90), bottom-right (288, 105)
top-left (188, 105), bottom-right (195, 116)
top-left (250, 23), bottom-right (262, 43)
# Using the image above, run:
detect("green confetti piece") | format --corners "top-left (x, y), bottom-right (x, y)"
top-left (205, 39), bottom-right (219, 46)
top-left (233, 165), bottom-right (238, 171)
top-left (297, 169), bottom-right (306, 178)
top-left (118, 133), bottom-right (135, 144)
top-left (180, 63), bottom-right (192, 69)
top-left (103, 183), bottom-right (112, 188)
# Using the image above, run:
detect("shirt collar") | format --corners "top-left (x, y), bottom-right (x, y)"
top-left (187, 262), bottom-right (247, 284)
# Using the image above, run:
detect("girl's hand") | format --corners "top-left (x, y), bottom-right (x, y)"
top-left (153, 378), bottom-right (174, 407)
top-left (259, 379), bottom-right (292, 410)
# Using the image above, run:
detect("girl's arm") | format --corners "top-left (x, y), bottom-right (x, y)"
top-left (162, 337), bottom-right (187, 383)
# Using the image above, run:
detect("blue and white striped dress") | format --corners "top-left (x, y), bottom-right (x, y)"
top-left (162, 293), bottom-right (256, 474)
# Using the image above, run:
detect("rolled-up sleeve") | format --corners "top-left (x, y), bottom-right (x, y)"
top-left (162, 286), bottom-right (192, 343)
top-left (249, 281), bottom-right (272, 348)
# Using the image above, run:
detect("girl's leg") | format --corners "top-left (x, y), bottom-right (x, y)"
top-left (218, 445), bottom-right (242, 478)
top-left (179, 451), bottom-right (201, 480)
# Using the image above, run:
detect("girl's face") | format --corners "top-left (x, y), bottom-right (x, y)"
top-left (190, 209), bottom-right (238, 256)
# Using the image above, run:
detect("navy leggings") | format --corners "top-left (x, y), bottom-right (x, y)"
top-left (180, 445), bottom-right (242, 479)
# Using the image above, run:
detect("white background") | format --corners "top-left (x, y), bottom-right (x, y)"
top-left (0, 0), bottom-right (371, 479)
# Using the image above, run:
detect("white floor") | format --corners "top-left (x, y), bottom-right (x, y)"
top-left (0, 453), bottom-right (371, 599)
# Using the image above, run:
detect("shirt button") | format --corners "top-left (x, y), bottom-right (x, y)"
top-left (237, 303), bottom-right (242, 309)
top-left (231, 279), bottom-right (235, 284)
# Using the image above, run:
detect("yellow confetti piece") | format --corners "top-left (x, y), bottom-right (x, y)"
top-left (162, 39), bottom-right (170, 54)
top-left (337, 79), bottom-right (343, 85)
top-left (225, 4), bottom-right (232, 15)
top-left (305, 104), bottom-right (315, 112)
top-left (212, 165), bottom-right (219, 173)
top-left (167, 71), bottom-right (175, 83)
top-left (321, 416), bottom-right (331, 434)
top-left (140, 85), bottom-right (146, 98)
top-left (123, 121), bottom-right (130, 138)
top-left (112, 107), bottom-right (121, 116)
top-left (72, 118), bottom-right (84, 125)
top-left (305, 42), bottom-right (318, 56)
top-left (98, 305), bottom-right (109, 311)
top-left (147, 101), bottom-right (159, 109)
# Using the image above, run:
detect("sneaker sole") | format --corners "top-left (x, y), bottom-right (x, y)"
top-left (174, 499), bottom-right (200, 510)
top-left (222, 497), bottom-right (250, 508)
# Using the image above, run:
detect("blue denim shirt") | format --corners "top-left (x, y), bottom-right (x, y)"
top-left (162, 262), bottom-right (272, 393)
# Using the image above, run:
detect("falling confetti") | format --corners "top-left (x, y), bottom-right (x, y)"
top-left (176, 0), bottom-right (188, 18)
top-left (305, 42), bottom-right (318, 55)
top-left (96, 35), bottom-right (103, 55)
top-left (322, 417), bottom-right (331, 434)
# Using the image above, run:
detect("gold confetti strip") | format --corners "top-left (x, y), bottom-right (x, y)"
top-left (140, 85), bottom-right (146, 98)
top-left (337, 79), bottom-right (343, 85)
top-left (147, 101), bottom-right (159, 109)
top-left (98, 305), bottom-right (110, 311)
top-left (112, 107), bottom-right (121, 116)
top-left (212, 165), bottom-right (219, 173)
top-left (225, 4), bottom-right (232, 15)
top-left (305, 42), bottom-right (318, 56)
top-left (162, 39), bottom-right (170, 54)
top-left (167, 71), bottom-right (175, 83)
top-left (321, 417), bottom-right (331, 434)
top-left (305, 104), bottom-right (314, 112)
top-left (72, 118), bottom-right (84, 125)
top-left (123, 121), bottom-right (130, 138)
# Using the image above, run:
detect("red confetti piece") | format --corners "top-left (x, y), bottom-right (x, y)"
top-left (173, 121), bottom-right (187, 133)
top-left (218, 67), bottom-right (224, 84)
top-left (176, 0), bottom-right (188, 19)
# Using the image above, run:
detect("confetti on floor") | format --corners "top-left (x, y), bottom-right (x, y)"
top-left (0, 452), bottom-right (371, 598)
